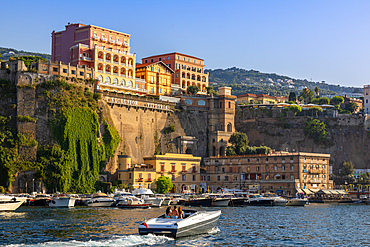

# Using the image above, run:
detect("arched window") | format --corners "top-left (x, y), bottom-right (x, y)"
top-left (120, 79), bottom-right (125, 86)
top-left (105, 76), bottom-right (111, 84)
top-left (185, 99), bottom-right (193, 105)
top-left (198, 100), bottom-right (206, 106)
top-left (113, 78), bottom-right (118, 84)
top-left (97, 75), bottom-right (103, 82)
top-left (227, 123), bottom-right (232, 132)
top-left (127, 80), bottom-right (133, 87)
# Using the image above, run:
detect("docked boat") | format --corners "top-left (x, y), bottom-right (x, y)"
top-left (267, 194), bottom-right (287, 206)
top-left (229, 197), bottom-right (246, 206)
top-left (180, 197), bottom-right (214, 207)
top-left (49, 194), bottom-right (76, 208)
top-left (138, 209), bottom-right (221, 238)
top-left (87, 193), bottom-right (115, 207)
top-left (116, 195), bottom-right (152, 209)
top-left (204, 194), bottom-right (230, 207)
top-left (29, 194), bottom-right (51, 206)
top-left (245, 194), bottom-right (274, 206)
top-left (286, 198), bottom-right (308, 206)
top-left (0, 195), bottom-right (26, 211)
top-left (132, 187), bottom-right (163, 207)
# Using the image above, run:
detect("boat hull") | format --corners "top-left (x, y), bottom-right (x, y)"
top-left (246, 199), bottom-right (274, 206)
top-left (182, 198), bottom-right (213, 207)
top-left (117, 204), bottom-right (151, 209)
top-left (212, 198), bottom-right (230, 207)
top-left (287, 198), bottom-right (307, 206)
top-left (229, 198), bottom-right (245, 206)
top-left (138, 210), bottom-right (221, 238)
top-left (49, 197), bottom-right (76, 207)
top-left (87, 201), bottom-right (114, 207)
top-left (0, 200), bottom-right (23, 211)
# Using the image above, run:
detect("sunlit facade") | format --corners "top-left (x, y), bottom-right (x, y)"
top-left (51, 23), bottom-right (147, 95)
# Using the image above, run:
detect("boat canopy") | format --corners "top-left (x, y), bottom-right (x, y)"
top-left (336, 190), bottom-right (347, 195)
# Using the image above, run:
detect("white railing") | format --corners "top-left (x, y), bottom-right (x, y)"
top-left (106, 48), bottom-right (112, 52)
top-left (127, 64), bottom-right (133, 67)
top-left (105, 60), bottom-right (111, 63)
top-left (98, 58), bottom-right (104, 62)
top-left (127, 76), bottom-right (133, 79)
top-left (80, 44), bottom-right (89, 48)
top-left (93, 36), bottom-right (99, 40)
top-left (105, 71), bottom-right (111, 74)
top-left (116, 41), bottom-right (122, 45)
top-left (310, 179), bottom-right (321, 183)
top-left (101, 37), bottom-right (107, 42)
top-left (113, 73), bottom-right (118, 76)
top-left (82, 56), bottom-right (91, 61)
top-left (108, 39), bottom-right (115, 44)
top-left (113, 61), bottom-right (118, 64)
top-left (97, 70), bottom-right (103, 73)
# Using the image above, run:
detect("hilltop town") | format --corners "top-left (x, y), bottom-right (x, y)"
top-left (0, 22), bottom-right (369, 196)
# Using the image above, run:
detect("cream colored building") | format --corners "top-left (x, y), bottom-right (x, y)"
top-left (117, 153), bottom-right (201, 193)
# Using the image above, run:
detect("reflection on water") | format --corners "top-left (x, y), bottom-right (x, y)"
top-left (1, 204), bottom-right (370, 246)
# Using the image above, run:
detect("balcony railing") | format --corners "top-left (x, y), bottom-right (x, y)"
top-left (105, 60), bottom-right (111, 63)
top-left (93, 36), bottom-right (100, 41)
top-left (82, 56), bottom-right (92, 61)
top-left (147, 178), bottom-right (152, 182)
top-left (97, 70), bottom-right (103, 73)
top-left (101, 37), bottom-right (107, 42)
top-left (108, 39), bottom-right (115, 44)
top-left (113, 61), bottom-right (119, 64)
top-left (116, 41), bottom-right (122, 45)
top-left (309, 179), bottom-right (322, 183)
top-left (113, 73), bottom-right (118, 76)
top-left (105, 71), bottom-right (111, 75)
top-left (181, 170), bottom-right (187, 173)
top-left (98, 58), bottom-right (104, 62)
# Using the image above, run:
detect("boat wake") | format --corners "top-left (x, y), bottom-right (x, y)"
top-left (208, 227), bottom-right (221, 235)
top-left (6, 234), bottom-right (174, 247)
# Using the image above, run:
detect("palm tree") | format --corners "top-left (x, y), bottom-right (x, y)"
top-left (314, 86), bottom-right (319, 97)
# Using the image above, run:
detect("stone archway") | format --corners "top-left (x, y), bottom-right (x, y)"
top-left (219, 146), bottom-right (225, 156)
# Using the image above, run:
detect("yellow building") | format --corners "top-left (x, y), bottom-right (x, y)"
top-left (236, 93), bottom-right (288, 105)
top-left (135, 61), bottom-right (174, 96)
top-left (117, 153), bottom-right (201, 193)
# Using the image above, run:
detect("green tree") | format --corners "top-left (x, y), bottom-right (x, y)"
top-left (288, 92), bottom-right (297, 102)
top-left (206, 86), bottom-right (218, 95)
top-left (314, 86), bottom-right (319, 97)
top-left (331, 96), bottom-right (344, 105)
top-left (228, 132), bottom-right (249, 155)
top-left (310, 106), bottom-right (323, 117)
top-left (304, 117), bottom-right (328, 144)
top-left (344, 102), bottom-right (358, 113)
top-left (155, 176), bottom-right (173, 194)
top-left (299, 88), bottom-right (314, 103)
top-left (319, 97), bottom-right (330, 105)
top-left (340, 161), bottom-right (354, 177)
top-left (226, 146), bottom-right (237, 156)
top-left (187, 85), bottom-right (199, 95)
top-left (289, 105), bottom-right (302, 116)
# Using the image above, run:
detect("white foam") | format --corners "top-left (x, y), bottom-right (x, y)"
top-left (208, 227), bottom-right (220, 234)
top-left (5, 234), bottom-right (174, 247)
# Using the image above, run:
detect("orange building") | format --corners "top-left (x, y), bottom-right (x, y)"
top-left (51, 23), bottom-right (147, 95)
top-left (141, 52), bottom-right (208, 95)
top-left (135, 61), bottom-right (174, 96)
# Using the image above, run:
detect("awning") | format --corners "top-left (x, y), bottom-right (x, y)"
top-left (336, 190), bottom-right (347, 195)
top-left (296, 189), bottom-right (303, 194)
top-left (310, 189), bottom-right (320, 193)
top-left (330, 190), bottom-right (339, 195)
top-left (321, 190), bottom-right (332, 194)
top-left (303, 189), bottom-right (313, 194)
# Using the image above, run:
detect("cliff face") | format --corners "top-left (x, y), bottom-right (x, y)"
top-left (235, 108), bottom-right (370, 171)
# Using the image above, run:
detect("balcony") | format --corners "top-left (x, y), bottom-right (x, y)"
top-left (147, 178), bottom-right (152, 182)
top-left (123, 42), bottom-right (129, 47)
top-left (98, 58), bottom-right (104, 62)
top-left (116, 41), bottom-right (122, 45)
top-left (171, 170), bottom-right (177, 173)
top-left (108, 39), bottom-right (115, 44)
top-left (192, 170), bottom-right (197, 173)
top-left (113, 61), bottom-right (119, 64)
top-left (137, 178), bottom-right (143, 182)
top-left (303, 169), bottom-right (307, 173)
top-left (82, 56), bottom-right (92, 61)
top-left (181, 170), bottom-right (187, 173)
top-left (105, 71), bottom-right (111, 75)
top-left (93, 36), bottom-right (100, 41)
top-left (101, 37), bottom-right (107, 42)
top-left (105, 60), bottom-right (111, 63)
top-left (97, 70), bottom-right (103, 73)
top-left (309, 179), bottom-right (322, 183)
top-left (113, 73), bottom-right (118, 76)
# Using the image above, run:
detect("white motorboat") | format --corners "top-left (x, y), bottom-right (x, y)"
top-left (155, 194), bottom-right (171, 206)
top-left (286, 198), bottom-right (308, 206)
top-left (116, 195), bottom-right (152, 209)
top-left (49, 194), bottom-right (76, 207)
top-left (268, 194), bottom-right (287, 206)
top-left (87, 193), bottom-right (115, 207)
top-left (0, 195), bottom-right (25, 211)
top-left (245, 194), bottom-right (274, 206)
top-left (132, 187), bottom-right (163, 207)
top-left (138, 209), bottom-right (221, 238)
top-left (204, 194), bottom-right (230, 207)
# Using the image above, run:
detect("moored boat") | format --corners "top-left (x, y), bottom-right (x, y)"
top-left (87, 193), bottom-right (115, 207)
top-left (245, 194), bottom-right (274, 206)
top-left (49, 194), bottom-right (76, 207)
top-left (132, 187), bottom-right (163, 207)
top-left (181, 197), bottom-right (214, 207)
top-left (286, 198), bottom-right (308, 206)
top-left (0, 195), bottom-right (25, 211)
top-left (138, 209), bottom-right (221, 238)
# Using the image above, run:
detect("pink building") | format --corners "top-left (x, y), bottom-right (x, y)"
top-left (51, 23), bottom-right (147, 95)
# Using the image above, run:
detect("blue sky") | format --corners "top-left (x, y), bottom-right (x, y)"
top-left (1, 0), bottom-right (369, 87)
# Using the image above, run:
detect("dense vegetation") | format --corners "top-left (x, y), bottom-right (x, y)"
top-left (0, 78), bottom-right (121, 193)
top-left (304, 117), bottom-right (331, 146)
top-left (226, 132), bottom-right (271, 156)
top-left (0, 47), bottom-right (50, 61)
top-left (207, 67), bottom-right (358, 97)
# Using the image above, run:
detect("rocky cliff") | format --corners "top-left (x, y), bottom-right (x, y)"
top-left (235, 108), bottom-right (370, 172)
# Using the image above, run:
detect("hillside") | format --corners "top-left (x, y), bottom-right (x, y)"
top-left (207, 67), bottom-right (359, 97)
top-left (0, 47), bottom-right (51, 61)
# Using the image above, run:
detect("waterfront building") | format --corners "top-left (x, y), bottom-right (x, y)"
top-left (141, 52), bottom-right (209, 95)
top-left (135, 61), bottom-right (174, 96)
top-left (51, 23), bottom-right (147, 95)
top-left (363, 85), bottom-right (370, 114)
top-left (117, 153), bottom-right (201, 193)
top-left (236, 93), bottom-right (288, 105)
top-left (203, 152), bottom-right (333, 195)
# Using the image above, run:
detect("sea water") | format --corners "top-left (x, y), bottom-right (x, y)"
top-left (1, 204), bottom-right (369, 246)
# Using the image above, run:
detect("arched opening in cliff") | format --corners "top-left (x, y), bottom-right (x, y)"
top-left (185, 148), bottom-right (192, 154)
